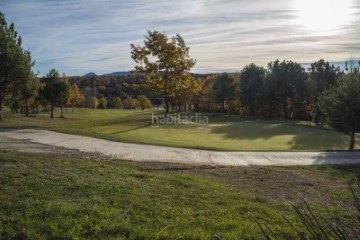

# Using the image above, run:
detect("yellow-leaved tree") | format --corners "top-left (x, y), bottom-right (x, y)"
top-left (67, 84), bottom-right (84, 112)
top-left (114, 97), bottom-right (123, 109)
top-left (131, 30), bottom-right (198, 116)
top-left (136, 95), bottom-right (152, 110)
top-left (90, 96), bottom-right (99, 109)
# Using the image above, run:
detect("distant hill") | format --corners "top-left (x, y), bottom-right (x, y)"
top-left (103, 71), bottom-right (131, 77)
top-left (81, 71), bottom-right (132, 77)
top-left (82, 72), bottom-right (97, 77)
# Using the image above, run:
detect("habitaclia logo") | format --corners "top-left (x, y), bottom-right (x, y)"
top-left (152, 113), bottom-right (209, 125)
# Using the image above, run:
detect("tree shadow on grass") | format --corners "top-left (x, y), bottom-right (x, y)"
top-left (288, 132), bottom-right (360, 151)
top-left (209, 120), bottom-right (327, 140)
top-left (110, 123), bottom-right (152, 134)
top-left (90, 112), bottom-right (152, 127)
top-left (210, 120), bottom-right (356, 151)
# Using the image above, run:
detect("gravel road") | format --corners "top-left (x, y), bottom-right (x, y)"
top-left (1, 128), bottom-right (359, 166)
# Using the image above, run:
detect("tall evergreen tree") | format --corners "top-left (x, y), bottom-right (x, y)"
top-left (39, 69), bottom-right (70, 119)
top-left (267, 60), bottom-right (306, 119)
top-left (59, 74), bottom-right (70, 118)
top-left (320, 74), bottom-right (360, 151)
top-left (240, 63), bottom-right (265, 116)
top-left (306, 59), bottom-right (340, 124)
top-left (0, 12), bottom-right (33, 121)
top-left (211, 73), bottom-right (236, 112)
top-left (20, 71), bottom-right (39, 117)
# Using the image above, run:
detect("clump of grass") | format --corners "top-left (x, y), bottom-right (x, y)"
top-left (256, 179), bottom-right (360, 239)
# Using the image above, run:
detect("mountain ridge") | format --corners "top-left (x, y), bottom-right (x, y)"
top-left (82, 71), bottom-right (131, 77)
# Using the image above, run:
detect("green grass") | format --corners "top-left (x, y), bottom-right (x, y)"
top-left (0, 151), bottom-right (359, 239)
top-left (1, 108), bottom-right (359, 151)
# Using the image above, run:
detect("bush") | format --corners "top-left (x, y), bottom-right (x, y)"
top-left (90, 96), bottom-right (99, 109)
top-left (98, 97), bottom-right (108, 109)
top-left (123, 97), bottom-right (136, 109)
top-left (136, 95), bottom-right (152, 110)
top-left (114, 97), bottom-right (123, 109)
top-left (256, 179), bottom-right (360, 239)
top-left (9, 98), bottom-right (21, 113)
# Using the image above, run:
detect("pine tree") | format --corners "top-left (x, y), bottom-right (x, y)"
top-left (240, 63), bottom-right (265, 116)
top-left (39, 69), bottom-right (70, 119)
top-left (211, 73), bottom-right (236, 112)
top-left (320, 74), bottom-right (360, 151)
top-left (0, 12), bottom-right (34, 120)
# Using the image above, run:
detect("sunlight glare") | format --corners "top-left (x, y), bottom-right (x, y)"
top-left (293, 0), bottom-right (355, 35)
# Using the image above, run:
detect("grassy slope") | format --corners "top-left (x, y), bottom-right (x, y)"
top-left (1, 108), bottom-right (359, 151)
top-left (0, 151), bottom-right (359, 239)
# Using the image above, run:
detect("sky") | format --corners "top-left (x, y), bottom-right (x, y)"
top-left (1, 0), bottom-right (360, 76)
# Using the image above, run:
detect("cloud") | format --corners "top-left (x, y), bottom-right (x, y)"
top-left (1, 0), bottom-right (359, 75)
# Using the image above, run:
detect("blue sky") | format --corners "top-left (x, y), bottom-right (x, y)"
top-left (1, 0), bottom-right (360, 76)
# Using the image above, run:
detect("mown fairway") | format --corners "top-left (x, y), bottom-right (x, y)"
top-left (1, 108), bottom-right (359, 151)
top-left (0, 150), bottom-right (359, 239)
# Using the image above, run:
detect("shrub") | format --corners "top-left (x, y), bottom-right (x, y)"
top-left (123, 97), bottom-right (136, 109)
top-left (98, 97), bottom-right (108, 109)
top-left (90, 96), bottom-right (99, 109)
top-left (136, 95), bottom-right (152, 110)
top-left (114, 97), bottom-right (123, 109)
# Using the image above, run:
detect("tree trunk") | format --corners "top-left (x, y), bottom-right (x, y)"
top-left (283, 96), bottom-right (288, 119)
top-left (50, 105), bottom-right (54, 119)
top-left (0, 89), bottom-right (5, 121)
top-left (249, 101), bottom-right (254, 116)
top-left (349, 131), bottom-right (355, 151)
top-left (0, 90), bottom-right (3, 121)
top-left (268, 99), bottom-right (273, 118)
top-left (0, 98), bottom-right (3, 121)
top-left (165, 98), bottom-right (169, 116)
top-left (60, 105), bottom-right (64, 118)
top-left (25, 99), bottom-right (29, 117)
top-left (164, 92), bottom-right (169, 117)
top-left (222, 91), bottom-right (226, 113)
top-left (72, 106), bottom-right (75, 113)
top-left (314, 105), bottom-right (321, 125)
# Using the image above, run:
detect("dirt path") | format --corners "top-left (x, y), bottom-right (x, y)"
top-left (1, 128), bottom-right (359, 166)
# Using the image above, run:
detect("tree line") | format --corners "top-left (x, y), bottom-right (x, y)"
top-left (7, 69), bottom-right (154, 118)
top-left (194, 59), bottom-right (345, 121)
